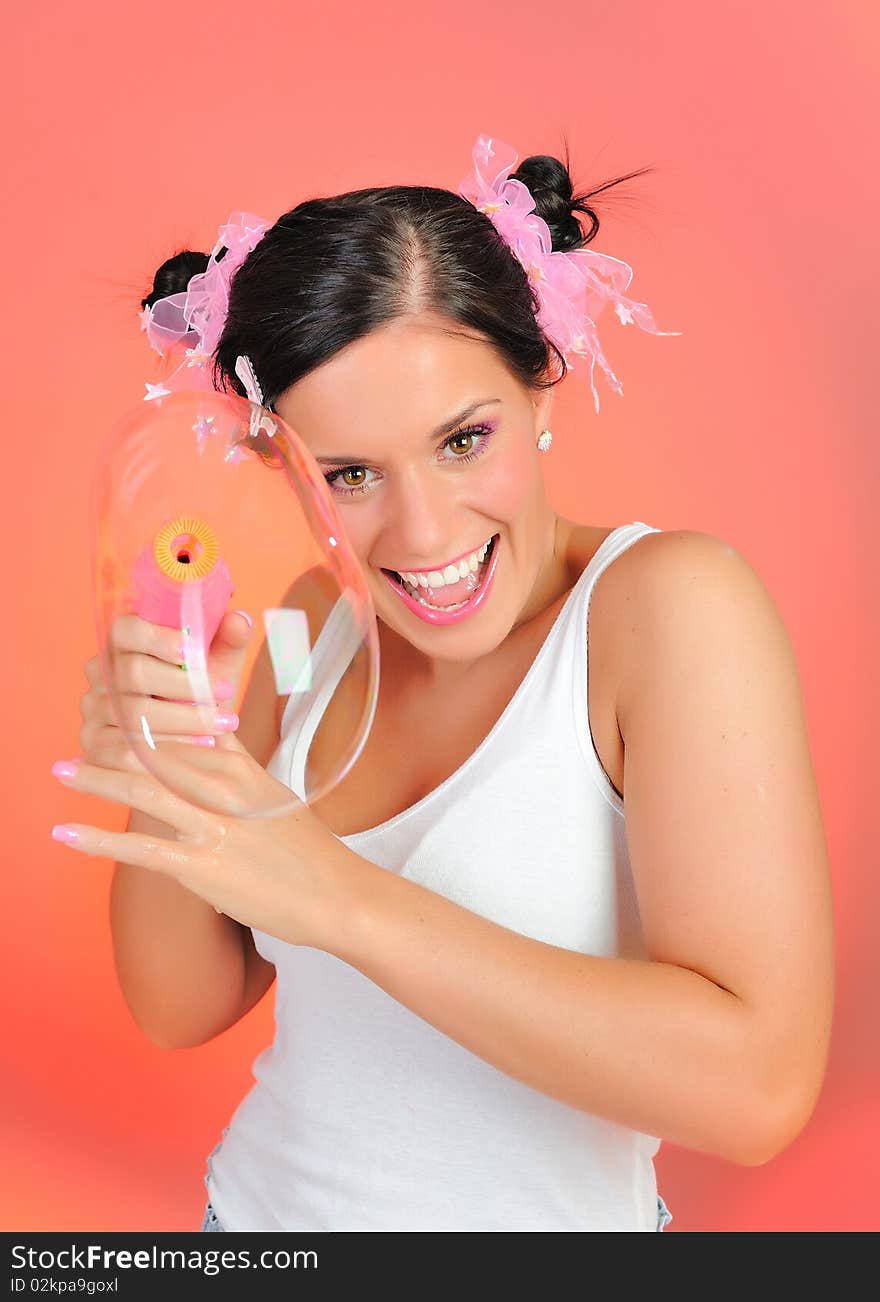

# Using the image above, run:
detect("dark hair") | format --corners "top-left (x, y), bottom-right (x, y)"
top-left (141, 142), bottom-right (653, 410)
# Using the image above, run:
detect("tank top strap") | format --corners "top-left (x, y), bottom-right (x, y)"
top-left (551, 520), bottom-right (662, 645)
top-left (566, 520), bottom-right (662, 811)
top-left (580, 521), bottom-right (662, 595)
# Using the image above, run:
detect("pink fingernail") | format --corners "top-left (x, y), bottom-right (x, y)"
top-left (214, 711), bottom-right (239, 731)
top-left (51, 759), bottom-right (81, 779)
top-left (52, 825), bottom-right (80, 844)
top-left (191, 735), bottom-right (216, 747)
top-left (233, 609), bottom-right (254, 629)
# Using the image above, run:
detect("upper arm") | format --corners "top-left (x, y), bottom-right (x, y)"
top-left (616, 531), bottom-right (835, 1145)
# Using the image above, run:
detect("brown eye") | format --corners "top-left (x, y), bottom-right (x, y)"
top-left (323, 464), bottom-right (375, 496)
top-left (441, 422), bottom-right (495, 466)
top-left (448, 431), bottom-right (477, 455)
top-left (323, 422), bottom-right (495, 498)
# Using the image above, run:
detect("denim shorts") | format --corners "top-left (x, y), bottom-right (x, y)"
top-left (201, 1128), bottom-right (228, 1233)
top-left (201, 1200), bottom-right (225, 1232)
top-left (199, 1194), bottom-right (673, 1232)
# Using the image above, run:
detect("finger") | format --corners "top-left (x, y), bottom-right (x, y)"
top-left (84, 656), bottom-right (104, 689)
top-left (108, 613), bottom-right (186, 665)
top-left (113, 653), bottom-right (239, 704)
top-left (82, 726), bottom-right (222, 763)
top-left (111, 732), bottom-right (224, 749)
top-left (178, 608), bottom-right (253, 673)
top-left (149, 732), bottom-right (226, 746)
top-left (80, 679), bottom-right (233, 739)
top-left (54, 753), bottom-right (207, 839)
top-left (81, 731), bottom-right (150, 771)
top-left (214, 609), bottom-right (254, 650)
top-left (86, 727), bottom-right (247, 771)
top-left (133, 729), bottom-right (279, 817)
top-left (113, 692), bottom-right (240, 734)
top-left (102, 616), bottom-right (196, 706)
top-left (50, 821), bottom-right (192, 873)
top-left (133, 730), bottom-right (249, 768)
top-left (88, 729), bottom-right (254, 817)
top-left (108, 617), bottom-right (251, 704)
top-left (201, 608), bottom-right (255, 691)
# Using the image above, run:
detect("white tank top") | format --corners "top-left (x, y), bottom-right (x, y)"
top-left (205, 520), bottom-right (665, 1231)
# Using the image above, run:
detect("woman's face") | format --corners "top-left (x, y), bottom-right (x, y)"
top-left (273, 312), bottom-right (556, 670)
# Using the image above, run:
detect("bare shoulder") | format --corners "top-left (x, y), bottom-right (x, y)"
top-left (608, 524), bottom-right (770, 593)
top-left (573, 523), bottom-right (797, 810)
top-left (608, 528), bottom-right (793, 732)
top-left (562, 525), bottom-right (730, 740)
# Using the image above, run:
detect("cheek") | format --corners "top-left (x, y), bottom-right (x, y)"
top-left (330, 517), bottom-right (374, 564)
top-left (475, 438), bottom-right (536, 519)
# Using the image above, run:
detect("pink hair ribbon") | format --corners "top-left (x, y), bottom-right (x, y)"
top-left (458, 134), bottom-right (681, 412)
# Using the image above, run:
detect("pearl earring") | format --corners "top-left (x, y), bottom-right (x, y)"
top-left (536, 429), bottom-right (552, 453)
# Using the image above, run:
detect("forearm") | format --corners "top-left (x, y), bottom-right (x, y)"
top-left (325, 844), bottom-right (786, 1167)
top-left (110, 812), bottom-right (246, 1048)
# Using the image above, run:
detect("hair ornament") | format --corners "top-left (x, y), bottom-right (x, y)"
top-left (458, 133), bottom-right (681, 412)
top-left (140, 137), bottom-right (680, 416)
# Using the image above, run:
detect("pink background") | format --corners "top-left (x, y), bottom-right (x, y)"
top-left (3, 1), bottom-right (876, 1231)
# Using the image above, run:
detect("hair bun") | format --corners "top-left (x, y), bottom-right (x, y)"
top-left (513, 147), bottom-right (655, 254)
top-left (511, 153), bottom-right (588, 253)
top-left (140, 249), bottom-right (211, 311)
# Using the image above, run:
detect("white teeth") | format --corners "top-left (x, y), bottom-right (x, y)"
top-left (397, 536), bottom-right (493, 589)
top-left (410, 593), bottom-right (469, 612)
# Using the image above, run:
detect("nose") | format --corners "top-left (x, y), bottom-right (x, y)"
top-left (381, 471), bottom-right (467, 568)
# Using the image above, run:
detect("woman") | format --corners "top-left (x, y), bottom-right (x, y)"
top-left (54, 136), bottom-right (834, 1232)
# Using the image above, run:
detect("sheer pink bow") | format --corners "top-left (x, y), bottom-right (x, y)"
top-left (140, 212), bottom-right (270, 361)
top-left (458, 134), bottom-right (681, 413)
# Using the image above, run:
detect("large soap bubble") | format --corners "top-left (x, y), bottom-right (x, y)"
top-left (90, 385), bottom-right (379, 820)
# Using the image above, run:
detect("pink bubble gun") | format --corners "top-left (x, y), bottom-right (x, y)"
top-left (131, 514), bottom-right (234, 700)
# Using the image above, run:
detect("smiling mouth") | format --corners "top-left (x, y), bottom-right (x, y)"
top-left (381, 534), bottom-right (498, 609)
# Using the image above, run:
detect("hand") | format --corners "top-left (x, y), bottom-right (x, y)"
top-left (50, 727), bottom-right (348, 950)
top-left (79, 609), bottom-right (255, 756)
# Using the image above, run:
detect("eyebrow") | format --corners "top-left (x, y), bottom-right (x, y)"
top-left (312, 398), bottom-right (502, 465)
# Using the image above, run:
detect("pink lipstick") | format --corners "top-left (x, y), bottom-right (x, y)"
top-left (381, 534), bottom-right (501, 626)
